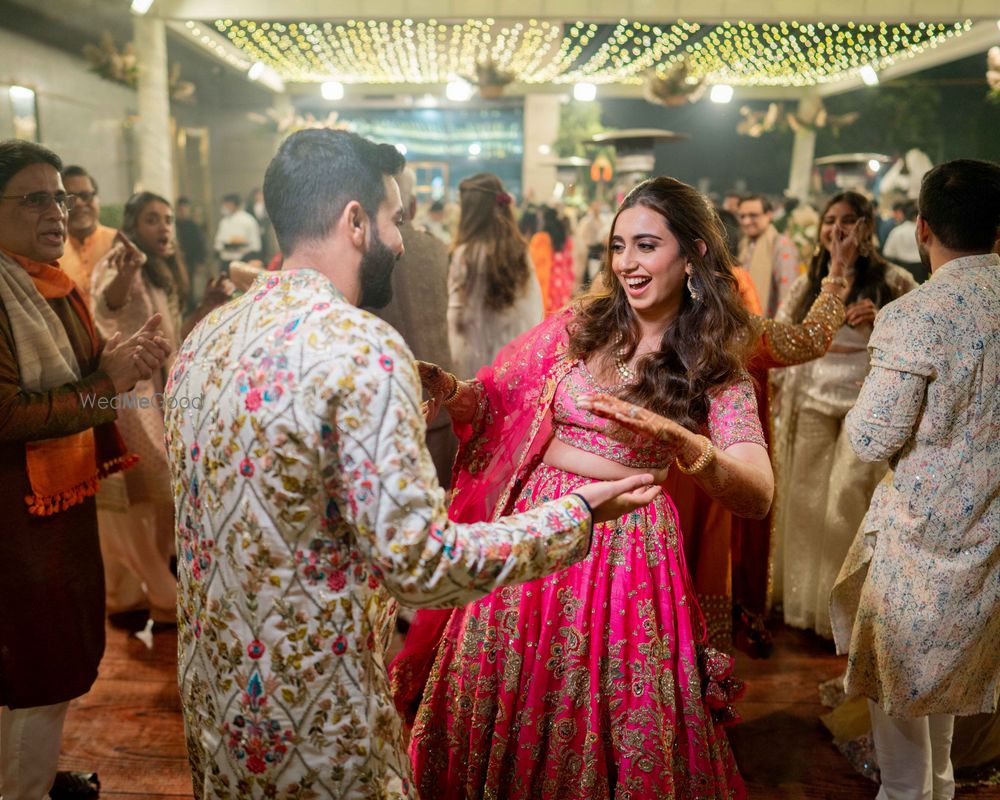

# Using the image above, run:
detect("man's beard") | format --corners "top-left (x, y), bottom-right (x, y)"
top-left (358, 230), bottom-right (398, 309)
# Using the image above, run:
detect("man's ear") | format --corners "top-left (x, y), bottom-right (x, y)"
top-left (343, 200), bottom-right (368, 249)
top-left (915, 215), bottom-right (932, 248)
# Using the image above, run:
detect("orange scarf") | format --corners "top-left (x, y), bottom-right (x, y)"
top-left (1, 249), bottom-right (135, 515)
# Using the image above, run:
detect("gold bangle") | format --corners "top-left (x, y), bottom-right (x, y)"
top-left (442, 373), bottom-right (460, 404)
top-left (675, 435), bottom-right (715, 475)
top-left (821, 275), bottom-right (848, 290)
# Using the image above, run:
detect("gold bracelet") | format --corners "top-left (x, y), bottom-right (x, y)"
top-left (675, 435), bottom-right (715, 475)
top-left (442, 373), bottom-right (460, 404)
top-left (821, 275), bottom-right (848, 290)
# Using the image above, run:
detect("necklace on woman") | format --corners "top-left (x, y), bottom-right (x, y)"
top-left (614, 350), bottom-right (636, 383)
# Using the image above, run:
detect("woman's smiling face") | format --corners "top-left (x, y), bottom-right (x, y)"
top-left (610, 205), bottom-right (689, 319)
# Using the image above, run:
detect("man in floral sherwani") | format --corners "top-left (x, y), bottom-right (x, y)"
top-left (837, 159), bottom-right (1000, 800)
top-left (164, 130), bottom-right (653, 798)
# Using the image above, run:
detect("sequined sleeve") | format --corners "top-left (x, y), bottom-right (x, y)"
top-left (846, 299), bottom-right (931, 463)
top-left (759, 290), bottom-right (846, 367)
top-left (846, 365), bottom-right (925, 463)
top-left (707, 378), bottom-right (766, 451)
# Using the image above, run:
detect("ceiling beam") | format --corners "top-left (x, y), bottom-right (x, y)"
top-left (153, 0), bottom-right (1000, 24)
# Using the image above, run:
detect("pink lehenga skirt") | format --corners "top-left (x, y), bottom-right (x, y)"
top-left (410, 462), bottom-right (746, 800)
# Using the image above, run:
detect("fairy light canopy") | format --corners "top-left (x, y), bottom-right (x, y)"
top-left (182, 16), bottom-right (985, 92)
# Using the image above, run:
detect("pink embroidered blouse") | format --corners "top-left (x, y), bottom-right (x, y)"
top-left (551, 361), bottom-right (766, 470)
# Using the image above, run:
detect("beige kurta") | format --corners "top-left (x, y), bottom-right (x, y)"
top-left (834, 253), bottom-right (1000, 718)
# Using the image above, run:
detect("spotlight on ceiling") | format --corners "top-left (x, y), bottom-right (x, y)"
top-left (8, 85), bottom-right (36, 102)
top-left (247, 62), bottom-right (285, 92)
top-left (868, 159), bottom-right (882, 172)
top-left (321, 81), bottom-right (344, 100)
top-left (573, 82), bottom-right (597, 102)
top-left (446, 79), bottom-right (473, 102)
top-left (130, 0), bottom-right (154, 14)
top-left (468, 142), bottom-right (482, 157)
top-left (710, 84), bottom-right (734, 104)
top-left (860, 65), bottom-right (879, 86)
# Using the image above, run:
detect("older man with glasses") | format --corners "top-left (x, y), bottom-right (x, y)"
top-left (0, 139), bottom-right (170, 799)
top-left (58, 166), bottom-right (118, 308)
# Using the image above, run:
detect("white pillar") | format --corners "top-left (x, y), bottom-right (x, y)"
top-left (786, 92), bottom-right (821, 201)
top-left (522, 94), bottom-right (560, 203)
top-left (133, 14), bottom-right (174, 197)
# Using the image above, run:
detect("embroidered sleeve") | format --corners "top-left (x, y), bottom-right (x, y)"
top-left (707, 378), bottom-right (766, 451)
top-left (846, 365), bottom-right (925, 463)
top-left (760, 290), bottom-right (846, 367)
top-left (845, 300), bottom-right (932, 462)
top-left (332, 338), bottom-right (592, 608)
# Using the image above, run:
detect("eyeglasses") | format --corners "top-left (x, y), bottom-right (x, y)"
top-left (0, 192), bottom-right (78, 212)
top-left (74, 191), bottom-right (97, 203)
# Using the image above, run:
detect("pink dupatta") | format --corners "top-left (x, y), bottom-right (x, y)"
top-left (389, 310), bottom-right (576, 721)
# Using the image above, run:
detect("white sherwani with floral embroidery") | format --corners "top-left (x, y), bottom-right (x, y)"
top-left (164, 268), bottom-right (592, 798)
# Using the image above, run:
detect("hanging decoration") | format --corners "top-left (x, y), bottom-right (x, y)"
top-left (83, 33), bottom-right (196, 102)
top-left (471, 59), bottom-right (516, 99)
top-left (642, 59), bottom-right (706, 106)
top-left (737, 98), bottom-right (859, 137)
top-left (736, 103), bottom-right (783, 137)
top-left (785, 99), bottom-right (860, 135)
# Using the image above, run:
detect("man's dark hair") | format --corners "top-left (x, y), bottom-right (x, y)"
top-left (901, 200), bottom-right (918, 223)
top-left (0, 139), bottom-right (62, 194)
top-left (738, 193), bottom-right (772, 214)
top-left (919, 159), bottom-right (1000, 253)
top-left (177, 196), bottom-right (191, 207)
top-left (222, 193), bottom-right (241, 207)
top-left (263, 129), bottom-right (406, 254)
top-left (429, 200), bottom-right (444, 213)
top-left (61, 164), bottom-right (98, 194)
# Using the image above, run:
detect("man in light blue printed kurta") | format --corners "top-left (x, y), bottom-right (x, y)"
top-left (837, 159), bottom-right (1000, 800)
top-left (164, 130), bottom-right (653, 798)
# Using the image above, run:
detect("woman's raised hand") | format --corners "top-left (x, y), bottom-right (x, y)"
top-left (578, 392), bottom-right (687, 448)
top-left (829, 221), bottom-right (861, 272)
top-left (415, 360), bottom-right (452, 395)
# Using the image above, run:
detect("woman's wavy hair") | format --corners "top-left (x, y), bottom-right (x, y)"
top-left (454, 173), bottom-right (530, 312)
top-left (789, 191), bottom-right (892, 323)
top-left (123, 191), bottom-right (185, 308)
top-left (568, 176), bottom-right (753, 432)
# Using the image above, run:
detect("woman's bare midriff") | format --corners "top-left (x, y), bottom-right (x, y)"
top-left (542, 437), bottom-right (670, 485)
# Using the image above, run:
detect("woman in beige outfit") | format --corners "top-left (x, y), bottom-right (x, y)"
top-left (91, 191), bottom-right (230, 624)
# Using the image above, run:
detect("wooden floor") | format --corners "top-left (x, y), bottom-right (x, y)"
top-left (58, 620), bottom-right (1000, 799)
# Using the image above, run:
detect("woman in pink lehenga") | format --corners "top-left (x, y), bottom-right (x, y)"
top-left (398, 177), bottom-right (774, 799)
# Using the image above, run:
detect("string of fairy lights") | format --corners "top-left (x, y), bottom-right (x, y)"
top-left (199, 17), bottom-right (974, 89)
